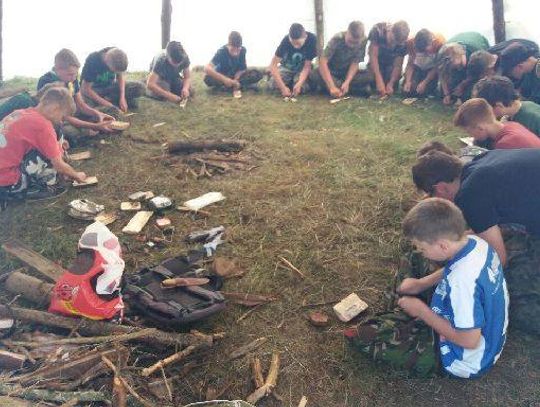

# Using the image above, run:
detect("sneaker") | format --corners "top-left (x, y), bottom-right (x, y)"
top-left (26, 184), bottom-right (67, 201)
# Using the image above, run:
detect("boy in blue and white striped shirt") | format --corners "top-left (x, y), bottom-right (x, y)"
top-left (398, 197), bottom-right (509, 378)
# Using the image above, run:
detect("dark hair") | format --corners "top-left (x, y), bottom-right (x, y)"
top-left (392, 20), bottom-right (410, 44)
top-left (412, 151), bottom-right (463, 194)
top-left (414, 29), bottom-right (433, 53)
top-left (416, 140), bottom-right (454, 158)
top-left (403, 198), bottom-right (467, 244)
top-left (467, 50), bottom-right (495, 81)
top-left (500, 43), bottom-right (535, 75)
top-left (289, 23), bottom-right (305, 40)
top-left (472, 75), bottom-right (520, 107)
top-left (166, 41), bottom-right (186, 64)
top-left (348, 21), bottom-right (365, 40)
top-left (228, 31), bottom-right (243, 48)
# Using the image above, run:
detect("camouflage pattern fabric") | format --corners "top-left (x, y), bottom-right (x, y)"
top-left (267, 67), bottom-right (314, 93)
top-left (93, 81), bottom-right (145, 109)
top-left (309, 68), bottom-right (373, 96)
top-left (345, 248), bottom-right (440, 377)
top-left (503, 231), bottom-right (540, 336)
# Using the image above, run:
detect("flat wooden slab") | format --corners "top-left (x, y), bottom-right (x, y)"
top-left (109, 120), bottom-right (130, 131)
top-left (2, 239), bottom-right (65, 281)
top-left (120, 202), bottom-right (142, 211)
top-left (459, 137), bottom-right (475, 146)
top-left (122, 211), bottom-right (153, 235)
top-left (69, 151), bottom-right (92, 161)
top-left (73, 176), bottom-right (98, 188)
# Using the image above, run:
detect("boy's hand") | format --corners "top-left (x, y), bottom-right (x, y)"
top-left (398, 296), bottom-right (428, 319)
top-left (74, 171), bottom-right (87, 183)
top-left (292, 82), bottom-right (303, 97)
top-left (97, 112), bottom-right (114, 122)
top-left (340, 82), bottom-right (350, 96)
top-left (281, 87), bottom-right (292, 98)
top-left (62, 140), bottom-right (70, 151)
top-left (397, 278), bottom-right (422, 295)
top-left (402, 81), bottom-right (412, 93)
top-left (443, 94), bottom-right (452, 105)
top-left (329, 86), bottom-right (341, 98)
top-left (416, 81), bottom-right (428, 95)
top-left (376, 79), bottom-right (386, 96)
top-left (119, 98), bottom-right (128, 113)
top-left (181, 87), bottom-right (190, 99)
top-left (97, 122), bottom-right (113, 133)
top-left (385, 83), bottom-right (395, 95)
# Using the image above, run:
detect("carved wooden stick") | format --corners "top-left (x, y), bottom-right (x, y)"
top-left (141, 345), bottom-right (199, 377)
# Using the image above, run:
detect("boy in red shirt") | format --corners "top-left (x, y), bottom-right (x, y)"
top-left (0, 87), bottom-right (86, 203)
top-left (454, 97), bottom-right (540, 149)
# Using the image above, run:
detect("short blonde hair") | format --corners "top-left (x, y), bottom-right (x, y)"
top-left (105, 48), bottom-right (128, 72)
top-left (54, 49), bottom-right (80, 70)
top-left (39, 87), bottom-right (76, 116)
top-left (453, 98), bottom-right (495, 128)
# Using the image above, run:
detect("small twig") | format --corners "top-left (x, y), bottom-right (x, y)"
top-left (236, 304), bottom-right (262, 323)
top-left (102, 356), bottom-right (153, 407)
top-left (141, 345), bottom-right (199, 377)
top-left (278, 256), bottom-right (305, 279)
top-left (251, 357), bottom-right (264, 388)
top-left (160, 365), bottom-right (173, 402)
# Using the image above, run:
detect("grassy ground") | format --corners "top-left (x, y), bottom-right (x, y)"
top-left (1, 74), bottom-right (539, 407)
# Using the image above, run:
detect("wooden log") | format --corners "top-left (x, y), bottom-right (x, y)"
top-left (112, 376), bottom-right (127, 407)
top-left (492, 0), bottom-right (505, 44)
top-left (0, 305), bottom-right (208, 348)
top-left (0, 350), bottom-right (26, 370)
top-left (2, 240), bottom-right (66, 281)
top-left (166, 140), bottom-right (246, 155)
top-left (4, 270), bottom-right (53, 304)
top-left (102, 356), bottom-right (154, 407)
top-left (6, 328), bottom-right (156, 348)
top-left (161, 0), bottom-right (172, 49)
top-left (246, 352), bottom-right (280, 404)
top-left (0, 384), bottom-right (107, 403)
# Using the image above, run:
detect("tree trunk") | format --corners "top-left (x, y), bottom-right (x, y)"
top-left (492, 0), bottom-right (505, 44)
top-left (161, 0), bottom-right (172, 49)
top-left (314, 0), bottom-right (324, 58)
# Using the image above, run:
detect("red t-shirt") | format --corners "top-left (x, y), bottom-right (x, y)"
top-left (494, 121), bottom-right (540, 149)
top-left (0, 108), bottom-right (62, 186)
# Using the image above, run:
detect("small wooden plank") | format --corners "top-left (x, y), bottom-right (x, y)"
top-left (109, 121), bottom-right (130, 131)
top-left (0, 350), bottom-right (26, 370)
top-left (69, 151), bottom-right (92, 161)
top-left (153, 122), bottom-right (166, 128)
top-left (2, 240), bottom-right (65, 281)
top-left (73, 176), bottom-right (98, 188)
top-left (122, 211), bottom-right (153, 235)
top-left (120, 202), bottom-right (142, 211)
top-left (459, 137), bottom-right (475, 146)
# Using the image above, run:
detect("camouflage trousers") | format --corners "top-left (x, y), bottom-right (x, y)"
top-left (93, 81), bottom-right (145, 110)
top-left (309, 67), bottom-right (373, 96)
top-left (502, 231), bottom-right (540, 336)
top-left (203, 69), bottom-right (263, 89)
top-left (145, 77), bottom-right (195, 100)
top-left (345, 249), bottom-right (441, 377)
top-left (267, 67), bottom-right (314, 94)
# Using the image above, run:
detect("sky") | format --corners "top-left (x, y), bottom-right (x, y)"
top-left (3, 0), bottom-right (539, 79)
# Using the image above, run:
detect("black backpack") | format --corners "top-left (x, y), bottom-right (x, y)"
top-left (124, 253), bottom-right (226, 326)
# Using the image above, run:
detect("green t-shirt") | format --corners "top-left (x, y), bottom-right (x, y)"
top-left (519, 59), bottom-right (540, 104)
top-left (513, 101), bottom-right (540, 136)
top-left (447, 32), bottom-right (490, 58)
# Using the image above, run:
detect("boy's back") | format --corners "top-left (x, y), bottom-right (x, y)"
top-left (431, 235), bottom-right (508, 378)
top-left (513, 100), bottom-right (540, 136)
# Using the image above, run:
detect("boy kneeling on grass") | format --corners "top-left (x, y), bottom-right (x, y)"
top-left (0, 87), bottom-right (86, 203)
top-left (454, 98), bottom-right (540, 149)
top-left (346, 198), bottom-right (508, 378)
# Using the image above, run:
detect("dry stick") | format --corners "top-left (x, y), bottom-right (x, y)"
top-left (112, 376), bottom-right (127, 407)
top-left (141, 345), bottom-right (199, 377)
top-left (246, 352), bottom-right (281, 404)
top-left (236, 305), bottom-right (262, 323)
top-left (5, 328), bottom-right (156, 348)
top-left (229, 337), bottom-right (267, 360)
top-left (298, 395), bottom-right (308, 407)
top-left (102, 356), bottom-right (153, 407)
top-left (160, 366), bottom-right (173, 402)
top-left (278, 256), bottom-right (305, 279)
top-left (251, 357), bottom-right (265, 388)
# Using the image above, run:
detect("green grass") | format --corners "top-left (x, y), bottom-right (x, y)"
top-left (0, 74), bottom-right (538, 406)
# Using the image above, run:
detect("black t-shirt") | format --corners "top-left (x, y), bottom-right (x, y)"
top-left (455, 149), bottom-right (540, 235)
top-left (81, 47), bottom-right (116, 87)
top-left (150, 52), bottom-right (190, 84)
top-left (275, 32), bottom-right (317, 72)
top-left (210, 46), bottom-right (247, 78)
top-left (37, 70), bottom-right (80, 95)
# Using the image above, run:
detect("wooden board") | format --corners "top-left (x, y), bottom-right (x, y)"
top-left (109, 120), bottom-right (130, 131)
top-left (73, 176), bottom-right (98, 188)
top-left (120, 202), bottom-right (142, 211)
top-left (122, 211), bottom-right (153, 235)
top-left (69, 151), bottom-right (92, 161)
top-left (2, 240), bottom-right (65, 281)
top-left (459, 137), bottom-right (475, 146)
